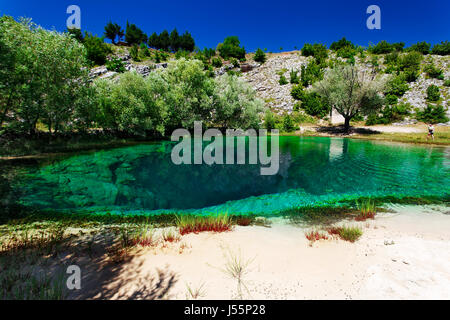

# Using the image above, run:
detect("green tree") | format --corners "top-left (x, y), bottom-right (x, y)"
top-left (415, 105), bottom-right (448, 123)
top-left (264, 109), bottom-right (276, 130)
top-left (330, 37), bottom-right (355, 51)
top-left (312, 65), bottom-right (386, 133)
top-left (169, 29), bottom-right (180, 52)
top-left (253, 48), bottom-right (266, 64)
top-left (83, 32), bottom-right (111, 65)
top-left (125, 21), bottom-right (147, 45)
top-left (408, 41), bottom-right (430, 54)
top-left (180, 31), bottom-right (195, 52)
top-left (218, 36), bottom-right (246, 60)
top-left (148, 32), bottom-right (160, 49)
top-left (282, 114), bottom-right (295, 132)
top-left (158, 30), bottom-right (170, 51)
top-left (0, 16), bottom-right (91, 134)
top-left (431, 41), bottom-right (450, 55)
top-left (104, 21), bottom-right (123, 44)
top-left (426, 85), bottom-right (440, 102)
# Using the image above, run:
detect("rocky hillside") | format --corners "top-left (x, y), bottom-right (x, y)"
top-left (90, 48), bottom-right (450, 124)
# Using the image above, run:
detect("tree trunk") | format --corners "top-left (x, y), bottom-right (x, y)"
top-left (344, 117), bottom-right (351, 134)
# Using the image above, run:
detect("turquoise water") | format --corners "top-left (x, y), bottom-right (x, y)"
top-left (12, 137), bottom-right (450, 216)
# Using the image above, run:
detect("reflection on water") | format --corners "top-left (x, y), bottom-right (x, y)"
top-left (8, 137), bottom-right (450, 215)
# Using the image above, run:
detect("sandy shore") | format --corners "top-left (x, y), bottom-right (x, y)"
top-left (71, 204), bottom-right (450, 300)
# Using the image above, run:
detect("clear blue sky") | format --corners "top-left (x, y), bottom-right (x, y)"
top-left (1, 0), bottom-right (448, 52)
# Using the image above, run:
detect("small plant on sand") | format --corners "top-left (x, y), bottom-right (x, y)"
top-left (129, 224), bottom-right (157, 247)
top-left (162, 229), bottom-right (181, 243)
top-left (185, 282), bottom-right (206, 299)
top-left (336, 226), bottom-right (363, 242)
top-left (221, 249), bottom-right (254, 299)
top-left (355, 198), bottom-right (376, 221)
top-left (176, 214), bottom-right (232, 235)
top-left (233, 215), bottom-right (254, 226)
top-left (305, 230), bottom-right (329, 242)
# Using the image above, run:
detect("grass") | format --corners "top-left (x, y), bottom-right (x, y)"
top-left (185, 282), bottom-right (206, 300)
top-left (304, 230), bottom-right (329, 242)
top-left (221, 249), bottom-right (254, 299)
top-left (351, 130), bottom-right (450, 146)
top-left (355, 198), bottom-right (377, 221)
top-left (327, 226), bottom-right (363, 242)
top-left (162, 228), bottom-right (181, 243)
top-left (176, 214), bottom-right (232, 235)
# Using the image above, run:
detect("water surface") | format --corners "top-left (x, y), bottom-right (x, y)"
top-left (10, 137), bottom-right (450, 216)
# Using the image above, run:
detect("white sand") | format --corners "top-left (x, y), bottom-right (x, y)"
top-left (94, 204), bottom-right (450, 300)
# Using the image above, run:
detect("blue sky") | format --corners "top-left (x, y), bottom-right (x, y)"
top-left (1, 0), bottom-right (448, 52)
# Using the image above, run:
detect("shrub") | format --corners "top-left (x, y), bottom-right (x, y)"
top-left (211, 57), bottom-right (223, 68)
top-left (368, 40), bottom-right (398, 54)
top-left (444, 80), bottom-right (450, 87)
top-left (218, 36), bottom-right (246, 60)
top-left (431, 41), bottom-right (450, 55)
top-left (105, 57), bottom-right (125, 73)
top-left (253, 48), bottom-right (266, 64)
top-left (301, 43), bottom-right (328, 63)
top-left (426, 85), bottom-right (440, 101)
top-left (330, 37), bottom-right (355, 51)
top-left (289, 69), bottom-right (299, 84)
top-left (300, 60), bottom-right (324, 87)
top-left (407, 41), bottom-right (431, 54)
top-left (230, 57), bottom-right (240, 68)
top-left (384, 52), bottom-right (399, 65)
top-left (366, 103), bottom-right (411, 125)
top-left (385, 94), bottom-right (398, 105)
top-left (264, 109), bottom-right (277, 130)
top-left (398, 51), bottom-right (422, 72)
top-left (292, 89), bottom-right (330, 118)
top-left (415, 104), bottom-right (449, 124)
top-left (337, 226), bottom-right (362, 242)
top-left (130, 44), bottom-right (139, 61)
top-left (282, 114), bottom-right (295, 132)
top-left (385, 75), bottom-right (409, 97)
top-left (279, 74), bottom-right (288, 85)
top-left (424, 64), bottom-right (444, 80)
top-left (336, 46), bottom-right (357, 59)
top-left (83, 33), bottom-right (111, 65)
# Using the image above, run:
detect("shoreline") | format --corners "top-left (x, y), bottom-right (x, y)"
top-left (67, 204), bottom-right (450, 300)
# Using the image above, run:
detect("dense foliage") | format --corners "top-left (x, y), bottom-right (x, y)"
top-left (254, 48), bottom-right (266, 64)
top-left (312, 65), bottom-right (386, 132)
top-left (218, 36), bottom-right (246, 60)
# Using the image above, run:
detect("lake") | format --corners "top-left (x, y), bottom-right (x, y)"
top-left (8, 136), bottom-right (450, 216)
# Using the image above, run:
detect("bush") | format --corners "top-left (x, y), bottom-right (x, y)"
top-left (83, 33), bottom-right (111, 65)
top-left (415, 104), bottom-right (449, 124)
top-left (368, 103), bottom-right (412, 125)
top-left (385, 94), bottom-right (398, 105)
top-left (336, 46), bottom-right (357, 59)
top-left (282, 114), bottom-right (295, 132)
top-left (385, 75), bottom-right (409, 97)
top-left (230, 57), bottom-right (240, 68)
top-left (368, 40), bottom-right (404, 54)
top-left (426, 85), bottom-right (440, 102)
top-left (130, 44), bottom-right (139, 61)
top-left (431, 41), bottom-right (450, 55)
top-left (300, 60), bottom-right (324, 87)
top-left (264, 109), bottom-right (276, 130)
top-left (290, 69), bottom-right (299, 84)
top-left (106, 57), bottom-right (125, 73)
top-left (253, 48), bottom-right (266, 64)
top-left (398, 51), bottom-right (422, 72)
top-left (301, 43), bottom-right (328, 63)
top-left (218, 36), bottom-right (246, 60)
top-left (424, 64), bottom-right (444, 80)
top-left (444, 80), bottom-right (450, 87)
top-left (330, 37), bottom-right (354, 51)
top-left (279, 74), bottom-right (288, 85)
top-left (211, 57), bottom-right (222, 68)
top-left (407, 41), bottom-right (431, 54)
